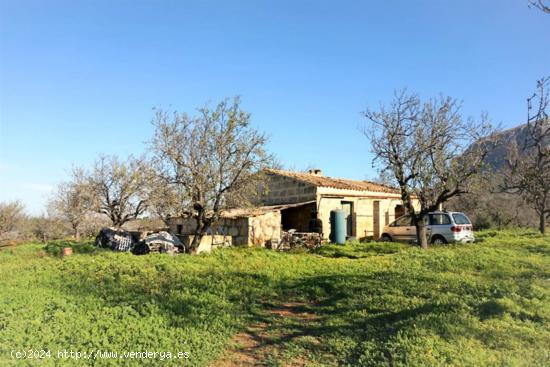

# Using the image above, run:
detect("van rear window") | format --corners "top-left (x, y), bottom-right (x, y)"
top-left (452, 213), bottom-right (471, 225)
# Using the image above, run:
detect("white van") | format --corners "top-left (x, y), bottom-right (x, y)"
top-left (380, 212), bottom-right (475, 244)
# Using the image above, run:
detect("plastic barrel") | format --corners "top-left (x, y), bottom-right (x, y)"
top-left (330, 209), bottom-right (346, 244)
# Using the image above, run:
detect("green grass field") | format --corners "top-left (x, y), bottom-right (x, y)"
top-left (0, 230), bottom-right (549, 366)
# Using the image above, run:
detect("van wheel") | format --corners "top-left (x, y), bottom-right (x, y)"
top-left (381, 234), bottom-right (392, 242)
top-left (431, 236), bottom-right (447, 245)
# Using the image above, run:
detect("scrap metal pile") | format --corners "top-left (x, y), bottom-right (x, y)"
top-left (95, 227), bottom-right (184, 255)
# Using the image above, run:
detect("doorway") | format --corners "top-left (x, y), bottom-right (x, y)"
top-left (395, 204), bottom-right (406, 219)
top-left (281, 202), bottom-right (317, 232)
top-left (341, 201), bottom-right (353, 237)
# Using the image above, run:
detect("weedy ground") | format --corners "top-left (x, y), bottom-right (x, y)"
top-left (0, 229), bottom-right (549, 366)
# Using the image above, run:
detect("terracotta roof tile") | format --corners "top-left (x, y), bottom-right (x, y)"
top-left (265, 169), bottom-right (400, 194)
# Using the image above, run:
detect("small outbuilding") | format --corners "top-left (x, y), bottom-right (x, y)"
top-left (263, 169), bottom-right (409, 241)
top-left (168, 202), bottom-right (314, 249)
top-left (168, 168), bottom-right (412, 248)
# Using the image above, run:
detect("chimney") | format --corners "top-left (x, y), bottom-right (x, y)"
top-left (308, 169), bottom-right (323, 176)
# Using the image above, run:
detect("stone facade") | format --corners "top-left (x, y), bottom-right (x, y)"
top-left (264, 170), bottom-right (415, 241)
top-left (248, 211), bottom-right (282, 246)
top-left (168, 210), bottom-right (282, 248)
top-left (181, 235), bottom-right (232, 254)
top-left (168, 217), bottom-right (249, 245)
top-left (263, 173), bottom-right (316, 205)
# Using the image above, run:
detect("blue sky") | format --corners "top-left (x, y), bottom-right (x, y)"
top-left (1, 0), bottom-right (549, 214)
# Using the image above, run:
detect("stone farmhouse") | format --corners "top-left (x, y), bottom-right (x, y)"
top-left (168, 168), bottom-right (408, 249)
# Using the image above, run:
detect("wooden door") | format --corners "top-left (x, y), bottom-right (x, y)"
top-left (373, 201), bottom-right (380, 239)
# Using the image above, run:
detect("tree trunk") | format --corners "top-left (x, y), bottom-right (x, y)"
top-left (540, 212), bottom-right (546, 235)
top-left (189, 218), bottom-right (206, 254)
top-left (72, 222), bottom-right (80, 242)
top-left (415, 217), bottom-right (429, 249)
top-left (189, 232), bottom-right (203, 254)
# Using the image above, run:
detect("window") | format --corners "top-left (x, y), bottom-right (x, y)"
top-left (452, 213), bottom-right (471, 225)
top-left (429, 214), bottom-right (451, 225)
top-left (176, 224), bottom-right (183, 235)
top-left (394, 215), bottom-right (412, 227)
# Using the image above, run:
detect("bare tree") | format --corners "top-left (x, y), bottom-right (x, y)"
top-left (145, 175), bottom-right (187, 226)
top-left (86, 155), bottom-right (149, 228)
top-left (150, 97), bottom-right (273, 253)
top-left (363, 90), bottom-right (495, 249)
top-left (0, 200), bottom-right (26, 239)
top-left (27, 214), bottom-right (68, 243)
top-left (49, 169), bottom-right (91, 241)
top-left (503, 78), bottom-right (550, 234)
top-left (528, 0), bottom-right (550, 13)
top-left (80, 213), bottom-right (111, 238)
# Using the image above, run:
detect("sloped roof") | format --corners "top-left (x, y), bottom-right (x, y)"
top-left (265, 169), bottom-right (400, 194)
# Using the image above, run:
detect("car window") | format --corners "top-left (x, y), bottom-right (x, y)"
top-left (429, 214), bottom-right (451, 225)
top-left (452, 213), bottom-right (471, 225)
top-left (394, 216), bottom-right (412, 227)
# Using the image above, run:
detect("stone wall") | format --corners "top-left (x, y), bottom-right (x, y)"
top-left (168, 217), bottom-right (250, 245)
top-left (263, 173), bottom-right (317, 205)
top-left (180, 235), bottom-right (232, 254)
top-left (355, 198), bottom-right (373, 238)
top-left (248, 211), bottom-right (282, 246)
top-left (168, 211), bottom-right (282, 247)
top-left (168, 217), bottom-right (196, 236)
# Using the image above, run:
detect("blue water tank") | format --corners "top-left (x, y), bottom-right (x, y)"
top-left (330, 209), bottom-right (346, 244)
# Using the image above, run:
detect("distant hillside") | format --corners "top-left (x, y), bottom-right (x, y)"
top-left (481, 122), bottom-right (550, 170)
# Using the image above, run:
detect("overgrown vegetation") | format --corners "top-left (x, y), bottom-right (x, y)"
top-left (0, 230), bottom-right (548, 366)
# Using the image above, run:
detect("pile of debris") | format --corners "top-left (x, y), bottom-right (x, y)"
top-left (269, 230), bottom-right (322, 251)
top-left (95, 227), bottom-right (135, 251)
top-left (95, 227), bottom-right (184, 255)
top-left (132, 231), bottom-right (183, 255)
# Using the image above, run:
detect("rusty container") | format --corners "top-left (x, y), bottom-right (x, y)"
top-left (61, 247), bottom-right (73, 257)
